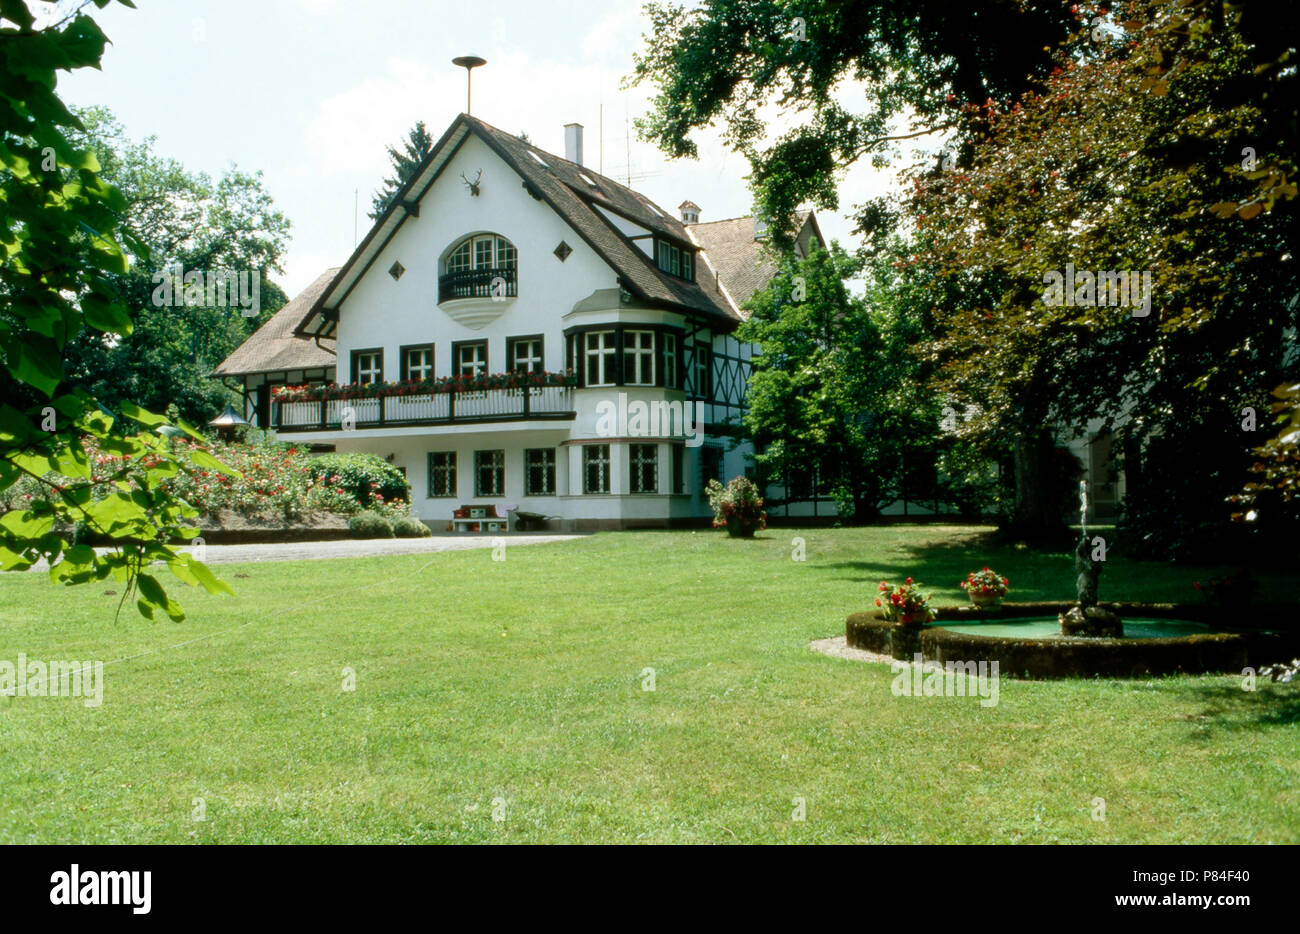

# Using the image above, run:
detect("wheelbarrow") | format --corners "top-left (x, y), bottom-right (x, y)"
top-left (508, 508), bottom-right (555, 532)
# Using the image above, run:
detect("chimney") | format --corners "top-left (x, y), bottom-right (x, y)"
top-left (678, 200), bottom-right (701, 224)
top-left (564, 123), bottom-right (583, 166)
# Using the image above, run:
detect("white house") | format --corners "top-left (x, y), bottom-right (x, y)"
top-left (215, 113), bottom-right (824, 530)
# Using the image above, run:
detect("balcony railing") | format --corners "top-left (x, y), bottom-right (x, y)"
top-left (271, 384), bottom-right (574, 433)
top-left (438, 266), bottom-right (517, 303)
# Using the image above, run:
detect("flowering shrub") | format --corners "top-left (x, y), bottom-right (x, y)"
top-left (705, 476), bottom-right (767, 537)
top-left (960, 566), bottom-right (1009, 600)
top-left (0, 436), bottom-right (412, 523)
top-left (305, 453), bottom-right (408, 509)
top-left (1192, 568), bottom-right (1258, 608)
top-left (272, 369), bottom-right (577, 404)
top-left (874, 578), bottom-right (935, 625)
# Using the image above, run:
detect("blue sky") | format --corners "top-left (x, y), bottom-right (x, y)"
top-left (59, 0), bottom-right (902, 296)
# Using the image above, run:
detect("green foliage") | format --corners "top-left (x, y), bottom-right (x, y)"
top-left (0, 437), bottom-right (395, 523)
top-left (903, 2), bottom-right (1296, 552)
top-left (632, 0), bottom-right (1298, 552)
top-left (369, 120), bottom-right (433, 220)
top-left (306, 453), bottom-right (409, 509)
top-left (0, 0), bottom-right (232, 620)
top-left (347, 510), bottom-right (395, 539)
top-left (391, 515), bottom-right (431, 538)
top-left (629, 0), bottom-right (1072, 247)
top-left (1232, 383), bottom-right (1300, 528)
top-left (739, 243), bottom-right (941, 520)
top-left (61, 106), bottom-right (291, 428)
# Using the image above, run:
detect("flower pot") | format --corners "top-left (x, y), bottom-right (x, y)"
top-left (970, 591), bottom-right (1002, 608)
top-left (725, 516), bottom-right (757, 538)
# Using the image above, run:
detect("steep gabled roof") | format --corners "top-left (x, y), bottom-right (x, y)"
top-left (686, 211), bottom-right (822, 313)
top-left (295, 113), bottom-right (743, 337)
top-left (212, 268), bottom-right (338, 377)
top-left (218, 115), bottom-right (822, 378)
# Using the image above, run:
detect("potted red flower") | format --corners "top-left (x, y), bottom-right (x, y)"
top-left (875, 578), bottom-right (935, 626)
top-left (704, 477), bottom-right (767, 538)
top-left (960, 566), bottom-right (1009, 608)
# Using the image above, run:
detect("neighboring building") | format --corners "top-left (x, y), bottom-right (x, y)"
top-left (215, 113), bottom-right (824, 529)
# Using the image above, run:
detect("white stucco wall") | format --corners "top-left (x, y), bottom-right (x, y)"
top-left (335, 133), bottom-right (618, 381)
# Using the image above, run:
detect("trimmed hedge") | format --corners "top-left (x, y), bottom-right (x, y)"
top-left (845, 603), bottom-right (1300, 679)
top-left (392, 516), bottom-right (431, 538)
top-left (348, 511), bottom-right (395, 539)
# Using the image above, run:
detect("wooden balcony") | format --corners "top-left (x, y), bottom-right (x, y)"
top-left (438, 266), bottom-right (517, 303)
top-left (271, 384), bottom-right (574, 433)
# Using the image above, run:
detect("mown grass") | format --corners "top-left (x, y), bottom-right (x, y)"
top-left (0, 526), bottom-right (1296, 843)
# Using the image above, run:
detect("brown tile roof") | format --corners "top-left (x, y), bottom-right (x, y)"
top-left (212, 268), bottom-right (339, 377)
top-left (221, 115), bottom-right (816, 377)
top-left (467, 116), bottom-right (743, 324)
top-left (687, 211), bottom-right (815, 313)
top-left (294, 114), bottom-right (782, 338)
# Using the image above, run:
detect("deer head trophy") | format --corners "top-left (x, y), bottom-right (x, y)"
top-left (460, 169), bottom-right (482, 196)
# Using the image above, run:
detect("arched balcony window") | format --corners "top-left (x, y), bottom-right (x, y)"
top-left (439, 234), bottom-right (518, 302)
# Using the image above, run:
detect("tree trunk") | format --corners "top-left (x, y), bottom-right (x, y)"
top-left (1003, 430), bottom-right (1065, 544)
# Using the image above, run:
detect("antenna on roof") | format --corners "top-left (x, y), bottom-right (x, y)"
top-left (452, 56), bottom-right (487, 115)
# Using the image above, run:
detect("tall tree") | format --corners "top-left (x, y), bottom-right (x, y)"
top-left (904, 1), bottom-right (1296, 552)
top-left (61, 107), bottom-right (291, 427)
top-left (632, 0), bottom-right (1297, 546)
top-left (369, 120), bottom-right (433, 219)
top-left (739, 243), bottom-right (939, 520)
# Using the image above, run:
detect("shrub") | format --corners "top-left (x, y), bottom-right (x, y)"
top-left (348, 510), bottom-right (394, 538)
top-left (307, 453), bottom-right (409, 509)
top-left (0, 436), bottom-right (411, 524)
top-left (705, 476), bottom-right (767, 537)
top-left (392, 516), bottom-right (431, 538)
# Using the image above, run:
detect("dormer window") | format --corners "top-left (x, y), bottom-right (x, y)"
top-left (655, 239), bottom-right (694, 282)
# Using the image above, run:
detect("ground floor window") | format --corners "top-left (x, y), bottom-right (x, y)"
top-left (583, 444), bottom-right (610, 494)
top-left (671, 444), bottom-right (684, 494)
top-left (630, 443), bottom-right (658, 494)
top-left (525, 448), bottom-right (556, 496)
top-left (427, 452), bottom-right (456, 497)
top-left (475, 449), bottom-right (505, 497)
top-left (701, 445), bottom-right (723, 492)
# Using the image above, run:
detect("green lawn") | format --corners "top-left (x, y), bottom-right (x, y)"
top-left (1, 526), bottom-right (1296, 843)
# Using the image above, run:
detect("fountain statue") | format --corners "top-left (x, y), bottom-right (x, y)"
top-left (1060, 481), bottom-right (1123, 637)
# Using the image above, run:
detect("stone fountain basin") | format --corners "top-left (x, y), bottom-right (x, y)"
top-left (940, 617), bottom-right (1211, 639)
top-left (845, 602), bottom-right (1300, 679)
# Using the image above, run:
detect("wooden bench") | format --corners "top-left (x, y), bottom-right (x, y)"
top-left (451, 504), bottom-right (508, 533)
